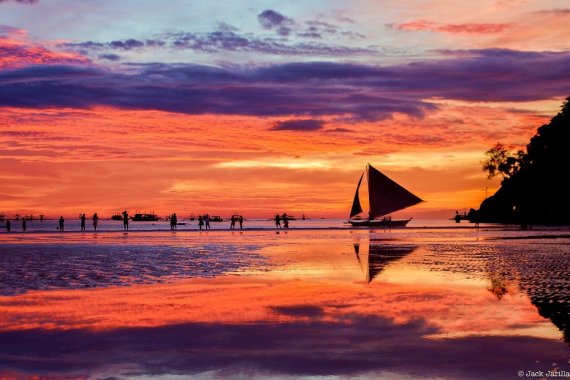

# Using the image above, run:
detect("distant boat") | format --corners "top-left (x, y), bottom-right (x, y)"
top-left (131, 213), bottom-right (159, 221)
top-left (210, 215), bottom-right (223, 222)
top-left (349, 163), bottom-right (423, 227)
top-left (111, 213), bottom-right (123, 221)
top-left (451, 212), bottom-right (469, 223)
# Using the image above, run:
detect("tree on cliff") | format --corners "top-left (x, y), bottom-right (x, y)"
top-left (482, 143), bottom-right (525, 180)
top-left (477, 96), bottom-right (570, 224)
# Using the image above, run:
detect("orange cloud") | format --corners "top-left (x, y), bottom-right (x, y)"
top-left (0, 28), bottom-right (88, 69)
top-left (0, 99), bottom-right (556, 218)
top-left (396, 20), bottom-right (512, 34)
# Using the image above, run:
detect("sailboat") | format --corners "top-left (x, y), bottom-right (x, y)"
top-left (349, 163), bottom-right (423, 227)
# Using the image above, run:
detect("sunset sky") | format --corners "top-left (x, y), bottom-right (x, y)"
top-left (1, 0), bottom-right (569, 218)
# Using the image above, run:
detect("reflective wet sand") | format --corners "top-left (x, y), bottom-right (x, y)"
top-left (0, 227), bottom-right (569, 379)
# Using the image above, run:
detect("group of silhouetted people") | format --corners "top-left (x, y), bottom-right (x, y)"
top-left (274, 213), bottom-right (290, 229)
top-left (4, 211), bottom-right (254, 232)
top-left (198, 214), bottom-right (210, 230)
top-left (229, 215), bottom-right (244, 229)
top-left (3, 218), bottom-right (27, 232)
top-left (56, 213), bottom-right (99, 232)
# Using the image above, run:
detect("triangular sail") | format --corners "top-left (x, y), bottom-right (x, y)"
top-left (367, 164), bottom-right (422, 219)
top-left (349, 172), bottom-right (364, 218)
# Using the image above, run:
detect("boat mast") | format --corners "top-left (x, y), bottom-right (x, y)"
top-left (367, 164), bottom-right (372, 220)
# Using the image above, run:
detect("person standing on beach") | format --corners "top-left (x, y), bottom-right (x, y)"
top-left (230, 215), bottom-right (235, 229)
top-left (204, 214), bottom-right (210, 230)
top-left (198, 215), bottom-right (204, 230)
top-left (92, 213), bottom-right (99, 231)
top-left (170, 213), bottom-right (177, 230)
top-left (239, 215), bottom-right (243, 229)
top-left (283, 217), bottom-right (289, 229)
top-left (6, 219), bottom-right (10, 232)
top-left (59, 216), bottom-right (64, 231)
top-left (275, 214), bottom-right (281, 228)
top-left (122, 211), bottom-right (129, 231)
top-left (80, 214), bottom-right (86, 230)
top-left (22, 218), bottom-right (26, 232)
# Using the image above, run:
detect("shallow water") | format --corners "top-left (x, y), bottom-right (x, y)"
top-left (0, 217), bottom-right (498, 232)
top-left (0, 224), bottom-right (569, 379)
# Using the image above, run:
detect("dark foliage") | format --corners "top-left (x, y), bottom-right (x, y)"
top-left (477, 96), bottom-right (570, 224)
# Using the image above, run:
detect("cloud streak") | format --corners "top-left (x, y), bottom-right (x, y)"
top-left (394, 20), bottom-right (512, 34)
top-left (271, 119), bottom-right (325, 131)
top-left (62, 28), bottom-right (373, 57)
top-left (0, 34), bottom-right (88, 69)
top-left (60, 10), bottom-right (369, 57)
top-left (0, 0), bottom-right (38, 3)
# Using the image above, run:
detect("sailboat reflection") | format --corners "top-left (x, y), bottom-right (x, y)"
top-left (354, 239), bottom-right (417, 283)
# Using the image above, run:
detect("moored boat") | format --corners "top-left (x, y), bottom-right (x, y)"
top-left (131, 212), bottom-right (159, 221)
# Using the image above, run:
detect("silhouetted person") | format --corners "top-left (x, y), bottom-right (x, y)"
top-left (239, 215), bottom-right (243, 229)
top-left (283, 217), bottom-right (289, 229)
top-left (275, 214), bottom-right (281, 228)
top-left (80, 213), bottom-right (86, 230)
top-left (92, 213), bottom-right (99, 231)
top-left (198, 215), bottom-right (204, 230)
top-left (22, 218), bottom-right (26, 232)
top-left (230, 215), bottom-right (236, 229)
top-left (6, 219), bottom-right (10, 232)
top-left (170, 213), bottom-right (177, 230)
top-left (204, 214), bottom-right (210, 230)
top-left (59, 216), bottom-right (64, 231)
top-left (122, 211), bottom-right (129, 231)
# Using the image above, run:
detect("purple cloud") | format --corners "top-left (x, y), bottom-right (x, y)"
top-left (98, 53), bottom-right (121, 61)
top-left (108, 38), bottom-right (144, 50)
top-left (62, 28), bottom-right (374, 57)
top-left (1, 49), bottom-right (569, 120)
top-left (0, 25), bottom-right (24, 36)
top-left (271, 119), bottom-right (325, 131)
top-left (59, 12), bottom-right (368, 56)
top-left (0, 0), bottom-right (38, 3)
top-left (257, 10), bottom-right (293, 29)
top-left (534, 8), bottom-right (570, 15)
top-left (255, 10), bottom-right (359, 40)
top-left (65, 39), bottom-right (146, 52)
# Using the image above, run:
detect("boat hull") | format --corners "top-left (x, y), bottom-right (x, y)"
top-left (131, 214), bottom-right (159, 222)
top-left (349, 218), bottom-right (412, 227)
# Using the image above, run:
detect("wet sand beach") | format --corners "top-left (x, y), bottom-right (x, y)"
top-left (1, 222), bottom-right (569, 379)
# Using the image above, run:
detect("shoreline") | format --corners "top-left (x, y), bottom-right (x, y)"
top-left (2, 224), bottom-right (570, 235)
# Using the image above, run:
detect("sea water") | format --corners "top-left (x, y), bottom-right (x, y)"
top-left (0, 223), bottom-right (569, 379)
